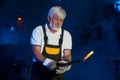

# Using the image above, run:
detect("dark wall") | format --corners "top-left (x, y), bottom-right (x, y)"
top-left (0, 0), bottom-right (120, 80)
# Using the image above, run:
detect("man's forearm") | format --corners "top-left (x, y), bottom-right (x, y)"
top-left (32, 45), bottom-right (46, 62)
top-left (63, 49), bottom-right (72, 62)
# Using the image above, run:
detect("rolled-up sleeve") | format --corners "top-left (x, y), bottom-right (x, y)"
top-left (63, 31), bottom-right (72, 50)
top-left (30, 26), bottom-right (42, 46)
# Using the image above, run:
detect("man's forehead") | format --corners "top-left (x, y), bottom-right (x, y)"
top-left (52, 13), bottom-right (64, 19)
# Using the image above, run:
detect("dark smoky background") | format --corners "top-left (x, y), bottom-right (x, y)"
top-left (0, 0), bottom-right (120, 80)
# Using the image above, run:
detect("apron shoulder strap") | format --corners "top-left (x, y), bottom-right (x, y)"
top-left (59, 29), bottom-right (64, 45)
top-left (42, 26), bottom-right (48, 44)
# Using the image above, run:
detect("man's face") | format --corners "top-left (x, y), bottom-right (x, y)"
top-left (48, 13), bottom-right (64, 31)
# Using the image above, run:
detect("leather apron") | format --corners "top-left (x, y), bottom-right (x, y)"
top-left (42, 26), bottom-right (64, 61)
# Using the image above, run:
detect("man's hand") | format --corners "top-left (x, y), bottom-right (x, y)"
top-left (56, 60), bottom-right (71, 74)
top-left (43, 58), bottom-right (57, 71)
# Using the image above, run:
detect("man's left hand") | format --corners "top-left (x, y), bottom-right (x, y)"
top-left (56, 60), bottom-right (71, 74)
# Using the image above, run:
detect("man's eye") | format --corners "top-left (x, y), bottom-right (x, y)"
top-left (55, 18), bottom-right (59, 20)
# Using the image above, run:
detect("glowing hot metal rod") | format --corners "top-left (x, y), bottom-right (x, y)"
top-left (83, 50), bottom-right (94, 61)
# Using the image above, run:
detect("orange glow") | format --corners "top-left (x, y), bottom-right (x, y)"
top-left (83, 51), bottom-right (94, 61)
top-left (17, 17), bottom-right (22, 21)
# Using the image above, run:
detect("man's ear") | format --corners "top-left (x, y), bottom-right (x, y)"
top-left (47, 16), bottom-right (51, 22)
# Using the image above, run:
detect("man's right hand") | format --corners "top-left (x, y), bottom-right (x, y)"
top-left (43, 58), bottom-right (57, 71)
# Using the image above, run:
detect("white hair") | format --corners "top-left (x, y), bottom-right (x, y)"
top-left (48, 6), bottom-right (66, 19)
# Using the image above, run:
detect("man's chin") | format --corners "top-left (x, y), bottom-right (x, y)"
top-left (54, 27), bottom-right (61, 31)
